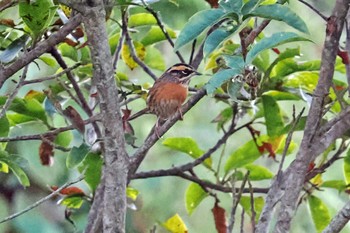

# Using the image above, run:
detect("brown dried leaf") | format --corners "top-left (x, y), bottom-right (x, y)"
top-left (51, 185), bottom-right (85, 196)
top-left (64, 38), bottom-right (79, 47)
top-left (39, 135), bottom-right (55, 166)
top-left (0, 19), bottom-right (15, 27)
top-left (212, 201), bottom-right (227, 233)
top-left (205, 0), bottom-right (219, 8)
top-left (63, 106), bottom-right (85, 134)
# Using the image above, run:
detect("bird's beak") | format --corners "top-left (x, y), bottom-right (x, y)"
top-left (194, 70), bottom-right (202, 76)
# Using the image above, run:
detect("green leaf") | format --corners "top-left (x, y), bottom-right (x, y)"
top-left (283, 71), bottom-right (318, 93)
top-left (185, 182), bottom-right (209, 215)
top-left (109, 33), bottom-right (121, 54)
top-left (129, 13), bottom-right (157, 27)
top-left (0, 35), bottom-right (29, 63)
top-left (204, 27), bottom-right (237, 57)
top-left (206, 68), bottom-right (243, 94)
top-left (224, 139), bottom-right (261, 173)
top-left (239, 196), bottom-right (264, 222)
top-left (141, 26), bottom-right (176, 46)
top-left (66, 143), bottom-right (90, 169)
top-left (308, 195), bottom-right (331, 233)
top-left (252, 47), bottom-right (270, 71)
top-left (262, 94), bottom-right (284, 137)
top-left (162, 137), bottom-right (212, 168)
top-left (174, 9), bottom-right (226, 51)
top-left (219, 0), bottom-right (243, 14)
top-left (7, 113), bottom-right (35, 125)
top-left (55, 131), bottom-right (73, 148)
top-left (247, 4), bottom-right (309, 33)
top-left (262, 90), bottom-right (300, 101)
top-left (244, 164), bottom-right (274, 180)
top-left (127, 187), bottom-right (139, 201)
top-left (144, 46), bottom-right (166, 70)
top-left (39, 55), bottom-right (57, 67)
top-left (245, 32), bottom-right (311, 64)
top-left (222, 55), bottom-right (245, 70)
top-left (241, 0), bottom-right (260, 15)
top-left (271, 59), bottom-right (320, 79)
top-left (0, 116), bottom-right (10, 138)
top-left (321, 180), bottom-right (347, 191)
top-left (280, 116), bottom-right (307, 135)
top-left (227, 79), bottom-right (244, 100)
top-left (78, 152), bottom-right (102, 192)
top-left (61, 196), bottom-right (84, 209)
top-left (0, 97), bottom-right (47, 123)
top-left (19, 0), bottom-right (57, 39)
top-left (0, 151), bottom-right (30, 187)
top-left (58, 43), bottom-right (78, 61)
top-left (0, 116), bottom-right (10, 150)
top-left (344, 149), bottom-right (350, 185)
top-left (265, 47), bottom-right (301, 77)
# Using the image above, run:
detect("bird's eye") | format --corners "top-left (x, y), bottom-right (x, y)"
top-left (181, 70), bottom-right (192, 76)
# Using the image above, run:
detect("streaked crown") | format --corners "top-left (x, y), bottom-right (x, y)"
top-left (161, 63), bottom-right (201, 84)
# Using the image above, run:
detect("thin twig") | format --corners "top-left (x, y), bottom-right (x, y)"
top-left (345, 11), bottom-right (350, 97)
top-left (0, 175), bottom-right (84, 224)
top-left (227, 171), bottom-right (250, 233)
top-left (112, 31), bottom-right (125, 71)
top-left (244, 19), bottom-right (270, 47)
top-left (189, 39), bottom-right (197, 64)
top-left (0, 65), bottom-right (29, 119)
top-left (248, 179), bottom-right (256, 232)
top-left (40, 135), bottom-right (71, 152)
top-left (121, 9), bottom-right (157, 80)
top-left (130, 117), bottom-right (253, 179)
top-left (0, 115), bottom-right (100, 142)
top-left (277, 107), bottom-right (305, 176)
top-left (140, 1), bottom-right (185, 63)
top-left (21, 63), bottom-right (82, 85)
top-left (240, 209), bottom-right (245, 233)
top-left (48, 47), bottom-right (102, 139)
top-left (132, 169), bottom-right (269, 194)
top-left (298, 0), bottom-right (328, 21)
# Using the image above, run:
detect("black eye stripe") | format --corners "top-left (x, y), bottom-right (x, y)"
top-left (171, 69), bottom-right (192, 75)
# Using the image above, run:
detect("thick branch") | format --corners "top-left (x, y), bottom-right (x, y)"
top-left (256, 1), bottom-right (350, 233)
top-left (81, 4), bottom-right (129, 233)
top-left (322, 201), bottom-right (350, 233)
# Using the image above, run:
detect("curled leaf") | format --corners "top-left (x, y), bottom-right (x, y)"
top-left (63, 106), bottom-right (85, 134)
top-left (212, 201), bottom-right (227, 233)
top-left (39, 135), bottom-right (56, 166)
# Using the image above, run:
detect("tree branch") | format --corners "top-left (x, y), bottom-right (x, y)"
top-left (121, 9), bottom-right (157, 81)
top-left (322, 200), bottom-right (350, 233)
top-left (0, 115), bottom-right (99, 142)
top-left (0, 175), bottom-right (84, 224)
top-left (81, 4), bottom-right (129, 233)
top-left (0, 14), bottom-right (83, 88)
top-left (256, 1), bottom-right (350, 232)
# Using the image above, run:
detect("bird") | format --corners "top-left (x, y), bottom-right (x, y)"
top-left (128, 63), bottom-right (201, 137)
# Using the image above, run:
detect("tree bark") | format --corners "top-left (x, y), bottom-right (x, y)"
top-left (256, 1), bottom-right (350, 232)
top-left (81, 2), bottom-right (129, 232)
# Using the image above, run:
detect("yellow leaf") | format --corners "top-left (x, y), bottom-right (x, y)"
top-left (122, 41), bottom-right (146, 70)
top-left (0, 161), bottom-right (9, 173)
top-left (311, 174), bottom-right (323, 186)
top-left (162, 214), bottom-right (188, 233)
